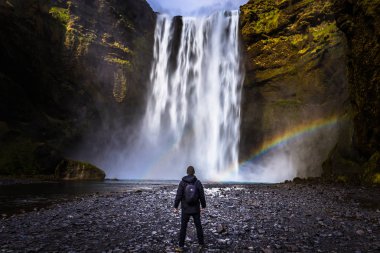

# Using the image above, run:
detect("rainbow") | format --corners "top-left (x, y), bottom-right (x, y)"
top-left (142, 115), bottom-right (342, 180)
top-left (241, 115), bottom-right (341, 164)
top-left (212, 115), bottom-right (342, 181)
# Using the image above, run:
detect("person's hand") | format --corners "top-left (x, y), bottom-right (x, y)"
top-left (200, 208), bottom-right (205, 214)
top-left (173, 208), bottom-right (179, 214)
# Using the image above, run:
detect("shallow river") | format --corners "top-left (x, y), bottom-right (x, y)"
top-left (0, 180), bottom-right (179, 216)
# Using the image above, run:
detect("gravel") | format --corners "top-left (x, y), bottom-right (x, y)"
top-left (0, 182), bottom-right (379, 252)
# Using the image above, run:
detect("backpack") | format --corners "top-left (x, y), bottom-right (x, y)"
top-left (184, 181), bottom-right (198, 205)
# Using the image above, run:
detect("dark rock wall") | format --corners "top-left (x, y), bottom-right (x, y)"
top-left (0, 0), bottom-right (155, 175)
top-left (323, 0), bottom-right (380, 183)
top-left (1, 0), bottom-right (378, 182)
top-left (239, 0), bottom-right (349, 177)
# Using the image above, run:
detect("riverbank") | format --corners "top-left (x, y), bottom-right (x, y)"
top-left (1, 182), bottom-right (379, 252)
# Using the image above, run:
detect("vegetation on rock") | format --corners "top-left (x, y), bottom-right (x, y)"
top-left (239, 0), bottom-right (348, 177)
top-left (49, 6), bottom-right (70, 24)
top-left (55, 159), bottom-right (105, 180)
top-left (0, 0), bottom-right (155, 176)
top-left (322, 0), bottom-right (380, 184)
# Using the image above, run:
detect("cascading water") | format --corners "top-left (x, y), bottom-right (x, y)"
top-left (124, 11), bottom-right (243, 180)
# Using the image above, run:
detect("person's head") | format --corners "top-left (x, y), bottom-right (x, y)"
top-left (187, 166), bottom-right (195, 176)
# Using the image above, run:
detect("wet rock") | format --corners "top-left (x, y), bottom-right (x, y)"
top-left (0, 183), bottom-right (379, 252)
top-left (285, 244), bottom-right (299, 252)
top-left (55, 159), bottom-right (106, 181)
top-left (216, 224), bottom-right (226, 234)
top-left (356, 230), bottom-right (365, 235)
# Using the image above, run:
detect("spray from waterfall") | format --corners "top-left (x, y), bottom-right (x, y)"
top-left (114, 11), bottom-right (244, 180)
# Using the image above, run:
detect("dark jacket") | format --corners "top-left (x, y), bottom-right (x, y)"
top-left (174, 175), bottom-right (206, 214)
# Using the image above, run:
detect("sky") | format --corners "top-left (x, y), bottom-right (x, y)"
top-left (146, 0), bottom-right (249, 16)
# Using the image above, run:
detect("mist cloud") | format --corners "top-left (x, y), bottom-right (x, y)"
top-left (146, 0), bottom-right (249, 16)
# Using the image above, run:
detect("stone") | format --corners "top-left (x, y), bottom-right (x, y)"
top-left (55, 159), bottom-right (106, 181)
top-left (1, 179), bottom-right (379, 252)
top-left (258, 229), bottom-right (265, 234)
top-left (216, 224), bottom-right (226, 234)
top-left (285, 245), bottom-right (299, 252)
top-left (356, 230), bottom-right (365, 235)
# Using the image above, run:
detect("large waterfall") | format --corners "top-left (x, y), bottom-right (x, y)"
top-left (125, 11), bottom-right (243, 180)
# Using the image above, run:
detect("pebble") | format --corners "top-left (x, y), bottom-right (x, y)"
top-left (0, 183), bottom-right (378, 252)
top-left (216, 224), bottom-right (225, 234)
top-left (356, 229), bottom-right (365, 235)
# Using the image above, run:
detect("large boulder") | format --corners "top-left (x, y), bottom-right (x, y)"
top-left (55, 159), bottom-right (106, 180)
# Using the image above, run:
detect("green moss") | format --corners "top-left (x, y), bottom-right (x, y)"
top-left (104, 55), bottom-right (131, 66)
top-left (55, 159), bottom-right (105, 180)
top-left (49, 7), bottom-right (70, 24)
top-left (290, 34), bottom-right (306, 48)
top-left (309, 22), bottom-right (339, 44)
top-left (373, 173), bottom-right (380, 184)
top-left (255, 64), bottom-right (296, 81)
top-left (254, 9), bottom-right (280, 34)
top-left (113, 69), bottom-right (127, 103)
top-left (65, 22), bottom-right (97, 56)
top-left (274, 99), bottom-right (302, 107)
top-left (362, 152), bottom-right (380, 184)
top-left (111, 42), bottom-right (133, 54)
top-left (336, 175), bottom-right (348, 183)
top-left (358, 0), bottom-right (380, 16)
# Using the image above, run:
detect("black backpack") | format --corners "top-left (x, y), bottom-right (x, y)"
top-left (184, 180), bottom-right (198, 205)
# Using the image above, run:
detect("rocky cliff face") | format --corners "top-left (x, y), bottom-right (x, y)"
top-left (239, 0), bottom-right (349, 177)
top-left (322, 0), bottom-right (380, 184)
top-left (239, 0), bottom-right (379, 183)
top-left (0, 0), bottom-right (155, 175)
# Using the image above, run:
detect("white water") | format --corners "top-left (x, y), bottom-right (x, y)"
top-left (123, 11), bottom-right (243, 180)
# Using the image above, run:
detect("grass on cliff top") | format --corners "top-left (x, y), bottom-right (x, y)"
top-left (49, 7), bottom-right (70, 24)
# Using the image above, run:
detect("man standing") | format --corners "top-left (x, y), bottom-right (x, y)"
top-left (174, 166), bottom-right (206, 251)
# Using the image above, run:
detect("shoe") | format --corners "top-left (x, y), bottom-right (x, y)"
top-left (198, 244), bottom-right (205, 252)
top-left (175, 246), bottom-right (184, 252)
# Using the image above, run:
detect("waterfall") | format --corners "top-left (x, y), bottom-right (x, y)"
top-left (129, 11), bottom-right (243, 180)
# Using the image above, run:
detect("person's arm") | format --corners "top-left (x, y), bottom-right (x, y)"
top-left (198, 181), bottom-right (206, 208)
top-left (174, 181), bottom-right (184, 209)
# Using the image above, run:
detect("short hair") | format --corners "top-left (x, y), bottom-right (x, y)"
top-left (187, 166), bottom-right (195, 175)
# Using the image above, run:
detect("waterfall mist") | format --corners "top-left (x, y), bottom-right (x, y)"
top-left (106, 11), bottom-right (244, 180)
top-left (240, 122), bottom-right (342, 183)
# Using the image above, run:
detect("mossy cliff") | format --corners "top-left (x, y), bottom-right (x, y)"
top-left (239, 0), bottom-right (349, 177)
top-left (239, 0), bottom-right (379, 183)
top-left (0, 0), bottom-right (155, 176)
top-left (322, 0), bottom-right (380, 184)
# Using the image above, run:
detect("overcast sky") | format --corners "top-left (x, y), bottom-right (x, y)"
top-left (146, 0), bottom-right (249, 16)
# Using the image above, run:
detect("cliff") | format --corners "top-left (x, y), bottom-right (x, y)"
top-left (239, 0), bottom-right (349, 178)
top-left (0, 0), bottom-right (155, 176)
top-left (239, 0), bottom-right (379, 183)
top-left (323, 0), bottom-right (380, 184)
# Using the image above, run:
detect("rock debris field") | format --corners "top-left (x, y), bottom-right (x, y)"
top-left (1, 182), bottom-right (380, 252)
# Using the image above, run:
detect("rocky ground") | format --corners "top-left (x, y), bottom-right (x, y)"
top-left (1, 182), bottom-right (380, 252)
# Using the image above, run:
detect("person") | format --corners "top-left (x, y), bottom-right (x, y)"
top-left (174, 166), bottom-right (206, 251)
